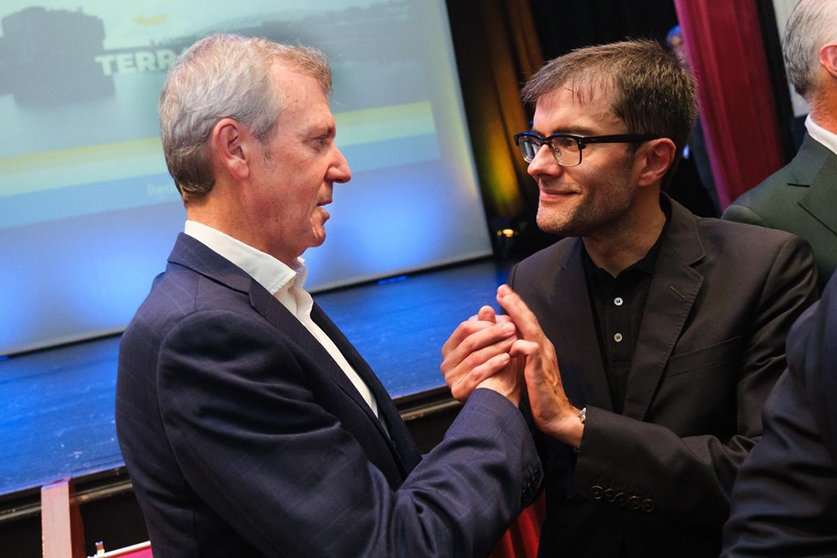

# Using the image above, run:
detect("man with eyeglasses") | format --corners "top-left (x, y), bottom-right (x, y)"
top-left (441, 40), bottom-right (817, 557)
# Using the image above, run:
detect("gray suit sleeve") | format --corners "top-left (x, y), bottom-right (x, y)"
top-left (721, 203), bottom-right (769, 227)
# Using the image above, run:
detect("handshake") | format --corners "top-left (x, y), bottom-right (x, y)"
top-left (441, 284), bottom-right (585, 448)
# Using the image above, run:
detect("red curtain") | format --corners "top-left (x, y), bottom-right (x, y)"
top-left (490, 492), bottom-right (546, 558)
top-left (674, 0), bottom-right (785, 208)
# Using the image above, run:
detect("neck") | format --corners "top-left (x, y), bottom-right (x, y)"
top-left (809, 87), bottom-right (837, 133)
top-left (582, 199), bottom-right (666, 277)
top-left (186, 191), bottom-right (274, 259)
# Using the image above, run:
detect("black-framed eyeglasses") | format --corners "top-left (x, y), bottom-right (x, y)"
top-left (513, 132), bottom-right (660, 167)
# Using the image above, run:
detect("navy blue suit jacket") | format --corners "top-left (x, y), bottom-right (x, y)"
top-left (722, 272), bottom-right (837, 556)
top-left (116, 234), bottom-right (542, 557)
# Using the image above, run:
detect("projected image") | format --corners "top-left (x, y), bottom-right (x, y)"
top-left (0, 0), bottom-right (490, 354)
top-left (2, 1), bottom-right (439, 226)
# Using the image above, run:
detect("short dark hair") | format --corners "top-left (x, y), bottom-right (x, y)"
top-left (522, 39), bottom-right (697, 179)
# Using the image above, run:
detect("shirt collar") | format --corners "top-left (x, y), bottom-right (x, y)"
top-left (805, 114), bottom-right (837, 157)
top-left (184, 220), bottom-right (306, 296)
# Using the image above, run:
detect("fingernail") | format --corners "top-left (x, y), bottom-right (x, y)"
top-left (501, 322), bottom-right (515, 333)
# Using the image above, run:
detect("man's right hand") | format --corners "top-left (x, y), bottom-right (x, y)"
top-left (440, 305), bottom-right (521, 405)
top-left (497, 285), bottom-right (584, 448)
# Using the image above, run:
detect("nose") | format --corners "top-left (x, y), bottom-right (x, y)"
top-left (329, 146), bottom-right (352, 184)
top-left (526, 142), bottom-right (562, 179)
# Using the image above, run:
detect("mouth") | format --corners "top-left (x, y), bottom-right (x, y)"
top-left (539, 187), bottom-right (579, 202)
top-left (316, 200), bottom-right (331, 221)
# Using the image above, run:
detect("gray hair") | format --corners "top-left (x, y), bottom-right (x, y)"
top-left (159, 34), bottom-right (332, 203)
top-left (522, 40), bottom-right (697, 160)
top-left (782, 0), bottom-right (837, 99)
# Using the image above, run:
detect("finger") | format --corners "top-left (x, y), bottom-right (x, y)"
top-left (448, 333), bottom-right (517, 381)
top-left (443, 320), bottom-right (516, 364)
top-left (509, 338), bottom-right (539, 358)
top-left (476, 305), bottom-right (497, 322)
top-left (451, 352), bottom-right (511, 400)
top-left (441, 318), bottom-right (502, 357)
top-left (496, 285), bottom-right (543, 340)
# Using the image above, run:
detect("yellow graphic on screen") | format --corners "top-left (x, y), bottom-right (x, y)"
top-left (132, 14), bottom-right (167, 26)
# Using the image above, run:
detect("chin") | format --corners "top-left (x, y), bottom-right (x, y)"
top-left (310, 231), bottom-right (326, 248)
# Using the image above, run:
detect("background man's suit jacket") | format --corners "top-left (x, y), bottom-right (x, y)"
top-left (723, 133), bottom-right (837, 290)
top-left (722, 271), bottom-right (837, 557)
top-left (116, 234), bottom-right (542, 558)
top-left (508, 199), bottom-right (817, 557)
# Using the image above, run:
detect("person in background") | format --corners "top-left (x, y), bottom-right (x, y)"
top-left (723, 0), bottom-right (837, 291)
top-left (116, 33), bottom-right (541, 558)
top-left (441, 39), bottom-right (817, 557)
top-left (722, 270), bottom-right (837, 556)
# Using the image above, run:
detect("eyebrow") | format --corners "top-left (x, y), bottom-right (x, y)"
top-left (530, 126), bottom-right (599, 137)
top-left (304, 122), bottom-right (336, 139)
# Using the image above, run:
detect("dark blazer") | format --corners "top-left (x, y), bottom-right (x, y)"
top-left (507, 199), bottom-right (817, 557)
top-left (116, 234), bottom-right (542, 558)
top-left (723, 133), bottom-right (837, 290)
top-left (722, 272), bottom-right (837, 556)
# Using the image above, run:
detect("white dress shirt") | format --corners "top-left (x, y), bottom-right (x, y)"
top-left (184, 220), bottom-right (380, 418)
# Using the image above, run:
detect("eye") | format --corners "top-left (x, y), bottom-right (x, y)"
top-left (553, 136), bottom-right (578, 151)
top-left (312, 134), bottom-right (332, 150)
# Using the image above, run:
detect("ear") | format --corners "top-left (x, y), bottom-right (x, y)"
top-left (210, 118), bottom-right (250, 181)
top-left (819, 43), bottom-right (837, 80)
top-left (635, 138), bottom-right (676, 188)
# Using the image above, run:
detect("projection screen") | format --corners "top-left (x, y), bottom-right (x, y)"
top-left (0, 0), bottom-right (491, 355)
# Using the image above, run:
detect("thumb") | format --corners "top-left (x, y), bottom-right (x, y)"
top-left (509, 339), bottom-right (538, 358)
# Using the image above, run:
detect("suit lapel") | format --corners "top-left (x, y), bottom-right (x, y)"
top-left (248, 285), bottom-right (399, 448)
top-left (169, 234), bottom-right (415, 473)
top-left (622, 200), bottom-right (704, 420)
top-left (796, 137), bottom-right (837, 236)
top-left (553, 240), bottom-right (613, 410)
top-left (311, 304), bottom-right (421, 473)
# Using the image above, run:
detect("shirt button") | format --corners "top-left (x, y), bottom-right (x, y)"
top-left (614, 333), bottom-right (623, 343)
top-left (614, 297), bottom-right (624, 306)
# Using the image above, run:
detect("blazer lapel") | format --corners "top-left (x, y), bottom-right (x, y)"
top-left (553, 240), bottom-right (613, 410)
top-left (622, 200), bottom-right (704, 420)
top-left (169, 235), bottom-right (412, 469)
top-left (797, 138), bottom-right (837, 236)
top-left (311, 304), bottom-right (421, 473)
top-left (247, 286), bottom-right (392, 436)
top-left (250, 277), bottom-right (418, 477)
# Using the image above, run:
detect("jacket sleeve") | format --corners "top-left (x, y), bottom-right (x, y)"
top-left (721, 370), bottom-right (837, 556)
top-left (157, 310), bottom-right (542, 558)
top-left (723, 273), bottom-right (837, 555)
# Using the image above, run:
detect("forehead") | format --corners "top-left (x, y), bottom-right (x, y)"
top-left (532, 83), bottom-right (624, 134)
top-left (271, 62), bottom-right (334, 129)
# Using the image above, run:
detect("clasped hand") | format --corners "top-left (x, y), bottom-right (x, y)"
top-left (440, 284), bottom-right (584, 447)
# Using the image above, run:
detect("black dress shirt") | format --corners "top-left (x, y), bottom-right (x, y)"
top-left (582, 206), bottom-right (671, 413)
